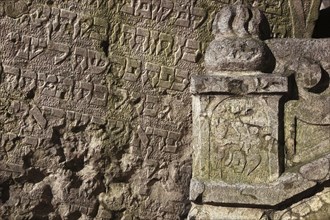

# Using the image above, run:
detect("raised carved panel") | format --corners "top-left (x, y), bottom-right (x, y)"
top-left (0, 0), bottom-right (328, 219)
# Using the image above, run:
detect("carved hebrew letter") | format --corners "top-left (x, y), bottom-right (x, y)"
top-left (143, 95), bottom-right (158, 117)
top-left (41, 74), bottom-right (58, 97)
top-left (30, 37), bottom-right (47, 60)
top-left (49, 7), bottom-right (61, 38)
top-left (48, 41), bottom-right (70, 64)
top-left (156, 33), bottom-right (173, 56)
top-left (16, 35), bottom-right (30, 60)
top-left (120, 24), bottom-right (136, 49)
top-left (152, 128), bottom-right (168, 150)
top-left (136, 27), bottom-right (150, 52)
top-left (30, 5), bottom-right (51, 28)
top-left (136, 0), bottom-right (152, 18)
top-left (149, 30), bottom-right (159, 55)
top-left (20, 70), bottom-right (37, 95)
top-left (61, 76), bottom-right (75, 100)
top-left (182, 39), bottom-right (200, 63)
top-left (90, 84), bottom-right (108, 107)
top-left (3, 65), bottom-right (20, 90)
top-left (91, 17), bottom-right (108, 40)
top-left (121, 0), bottom-right (135, 15)
top-left (171, 69), bottom-right (189, 91)
top-left (76, 81), bottom-right (93, 103)
top-left (158, 66), bottom-right (174, 89)
top-left (73, 46), bottom-right (88, 72)
top-left (58, 9), bottom-right (77, 38)
top-left (165, 131), bottom-right (180, 153)
top-left (145, 62), bottom-right (160, 87)
top-left (110, 54), bottom-right (126, 78)
top-left (191, 6), bottom-right (207, 29)
top-left (174, 36), bottom-right (185, 65)
top-left (123, 58), bottom-right (141, 82)
top-left (80, 16), bottom-right (93, 38)
top-left (175, 4), bottom-right (190, 27)
top-left (30, 106), bottom-right (47, 128)
top-left (87, 50), bottom-right (109, 74)
top-left (115, 88), bottom-right (128, 109)
top-left (151, 0), bottom-right (173, 21)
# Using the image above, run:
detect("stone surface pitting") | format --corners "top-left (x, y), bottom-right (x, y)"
top-left (0, 0), bottom-right (329, 219)
top-left (289, 0), bottom-right (322, 38)
top-left (190, 153), bottom-right (330, 206)
top-left (189, 2), bottom-right (330, 219)
top-left (192, 4), bottom-right (288, 190)
top-left (191, 74), bottom-right (288, 94)
top-left (205, 3), bottom-right (275, 73)
top-left (192, 94), bottom-right (284, 183)
top-left (190, 187), bottom-right (330, 220)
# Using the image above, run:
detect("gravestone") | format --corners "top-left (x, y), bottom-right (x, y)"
top-left (0, 0), bottom-right (329, 219)
top-left (189, 2), bottom-right (330, 220)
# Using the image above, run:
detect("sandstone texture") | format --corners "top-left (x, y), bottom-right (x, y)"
top-left (0, 0), bottom-right (329, 219)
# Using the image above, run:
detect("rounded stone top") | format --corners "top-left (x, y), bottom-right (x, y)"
top-left (212, 1), bottom-right (271, 40)
top-left (205, 2), bottom-right (275, 74)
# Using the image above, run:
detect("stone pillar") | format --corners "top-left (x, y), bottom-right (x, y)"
top-left (189, 3), bottom-right (288, 219)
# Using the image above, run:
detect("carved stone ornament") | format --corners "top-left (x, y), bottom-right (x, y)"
top-left (284, 57), bottom-right (330, 167)
top-left (0, 0), bottom-right (329, 219)
top-left (189, 2), bottom-right (330, 219)
top-left (205, 1), bottom-right (275, 74)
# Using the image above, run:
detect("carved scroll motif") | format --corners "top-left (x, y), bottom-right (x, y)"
top-left (284, 59), bottom-right (330, 166)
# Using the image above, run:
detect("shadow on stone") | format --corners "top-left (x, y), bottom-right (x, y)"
top-left (313, 7), bottom-right (330, 38)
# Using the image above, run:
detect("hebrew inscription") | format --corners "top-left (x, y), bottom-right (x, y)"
top-left (189, 3), bottom-right (330, 219)
top-left (0, 0), bottom-right (324, 219)
top-left (209, 96), bottom-right (280, 183)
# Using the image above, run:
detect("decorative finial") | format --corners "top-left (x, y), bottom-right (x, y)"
top-left (205, 2), bottom-right (275, 74)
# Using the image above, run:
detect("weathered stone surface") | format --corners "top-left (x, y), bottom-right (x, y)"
top-left (267, 39), bottom-right (330, 73)
top-left (273, 187), bottom-right (330, 220)
top-left (192, 92), bottom-right (286, 184)
top-left (205, 37), bottom-right (275, 73)
top-left (191, 154), bottom-right (330, 206)
top-left (0, 0), bottom-right (329, 219)
top-left (0, 0), bottom-right (195, 218)
top-left (190, 2), bottom-right (330, 219)
top-left (299, 157), bottom-right (329, 181)
top-left (205, 3), bottom-right (275, 73)
top-left (191, 74), bottom-right (288, 94)
top-left (188, 203), bottom-right (267, 220)
top-left (282, 57), bottom-right (330, 167)
top-left (268, 40), bottom-right (330, 169)
top-left (289, 0), bottom-right (322, 38)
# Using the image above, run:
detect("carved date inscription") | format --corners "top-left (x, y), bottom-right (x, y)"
top-left (205, 96), bottom-right (281, 184)
top-left (0, 0), bottom-right (295, 219)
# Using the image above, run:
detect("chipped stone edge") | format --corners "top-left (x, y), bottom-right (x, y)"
top-left (190, 153), bottom-right (330, 206)
top-left (190, 74), bottom-right (288, 95)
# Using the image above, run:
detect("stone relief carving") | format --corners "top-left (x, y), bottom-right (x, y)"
top-left (189, 2), bottom-right (330, 219)
top-left (205, 2), bottom-right (275, 73)
top-left (0, 0), bottom-right (329, 219)
top-left (209, 96), bottom-right (280, 183)
top-left (284, 58), bottom-right (330, 166)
